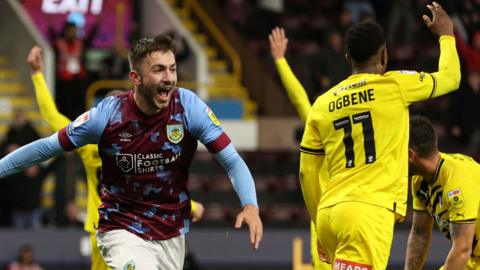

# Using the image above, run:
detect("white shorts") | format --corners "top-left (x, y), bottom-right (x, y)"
top-left (97, 229), bottom-right (185, 270)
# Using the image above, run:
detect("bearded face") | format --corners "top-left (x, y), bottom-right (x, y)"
top-left (134, 50), bottom-right (177, 112)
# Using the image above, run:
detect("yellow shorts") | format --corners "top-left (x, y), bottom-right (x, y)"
top-left (311, 221), bottom-right (331, 270)
top-left (316, 201), bottom-right (395, 269)
top-left (90, 233), bottom-right (110, 270)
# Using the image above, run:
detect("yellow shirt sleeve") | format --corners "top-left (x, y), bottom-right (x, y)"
top-left (275, 58), bottom-right (311, 122)
top-left (31, 72), bottom-right (71, 131)
top-left (191, 199), bottom-right (198, 214)
top-left (396, 35), bottom-right (461, 104)
top-left (411, 175), bottom-right (427, 212)
top-left (444, 172), bottom-right (478, 224)
top-left (299, 109), bottom-right (325, 223)
top-left (299, 152), bottom-right (324, 224)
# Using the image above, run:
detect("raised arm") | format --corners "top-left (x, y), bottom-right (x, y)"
top-left (423, 2), bottom-right (461, 97)
top-left (398, 2), bottom-right (461, 104)
top-left (404, 211), bottom-right (434, 270)
top-left (269, 27), bottom-right (311, 122)
top-left (28, 46), bottom-right (71, 131)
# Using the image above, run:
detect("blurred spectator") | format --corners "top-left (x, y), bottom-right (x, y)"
top-left (102, 19), bottom-right (141, 80)
top-left (1, 109), bottom-right (40, 150)
top-left (64, 201), bottom-right (84, 228)
top-left (225, 0), bottom-right (248, 29)
top-left (455, 30), bottom-right (480, 73)
top-left (102, 44), bottom-right (130, 80)
top-left (48, 13), bottom-right (99, 120)
top-left (343, 0), bottom-right (376, 23)
top-left (449, 70), bottom-right (480, 152)
top-left (309, 29), bottom-right (349, 98)
top-left (6, 245), bottom-right (43, 270)
top-left (252, 0), bottom-right (284, 37)
top-left (166, 30), bottom-right (193, 81)
top-left (51, 152), bottom-right (86, 227)
top-left (0, 109), bottom-right (40, 227)
top-left (9, 160), bottom-right (59, 230)
top-left (387, 0), bottom-right (415, 46)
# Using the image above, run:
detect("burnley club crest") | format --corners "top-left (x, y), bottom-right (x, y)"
top-left (166, 124), bottom-right (184, 144)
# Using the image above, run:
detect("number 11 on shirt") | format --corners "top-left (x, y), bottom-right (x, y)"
top-left (333, 111), bottom-right (376, 168)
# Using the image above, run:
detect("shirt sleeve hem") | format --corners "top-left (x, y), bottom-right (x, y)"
top-left (206, 132), bottom-right (231, 153)
top-left (58, 127), bottom-right (77, 151)
top-left (299, 146), bottom-right (325, 155)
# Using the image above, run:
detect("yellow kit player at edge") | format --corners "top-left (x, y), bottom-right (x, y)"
top-left (269, 27), bottom-right (330, 269)
top-left (299, 2), bottom-right (460, 269)
top-left (406, 116), bottom-right (480, 270)
top-left (27, 46), bottom-right (204, 270)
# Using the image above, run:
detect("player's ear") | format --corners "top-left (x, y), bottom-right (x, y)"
top-left (129, 70), bottom-right (142, 86)
top-left (345, 53), bottom-right (352, 67)
top-left (408, 148), bottom-right (416, 162)
top-left (380, 48), bottom-right (388, 67)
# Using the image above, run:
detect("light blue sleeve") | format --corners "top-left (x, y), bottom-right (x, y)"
top-left (215, 144), bottom-right (258, 208)
top-left (64, 96), bottom-right (121, 147)
top-left (179, 88), bottom-right (224, 145)
top-left (0, 133), bottom-right (64, 178)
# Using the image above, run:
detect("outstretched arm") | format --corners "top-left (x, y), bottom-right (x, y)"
top-left (269, 27), bottom-right (311, 122)
top-left (423, 2), bottom-right (461, 97)
top-left (0, 133), bottom-right (65, 178)
top-left (404, 211), bottom-right (434, 270)
top-left (215, 143), bottom-right (263, 250)
top-left (28, 46), bottom-right (72, 131)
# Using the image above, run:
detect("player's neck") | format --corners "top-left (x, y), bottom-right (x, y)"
top-left (351, 64), bottom-right (382, 75)
top-left (133, 89), bottom-right (162, 115)
top-left (421, 152), bottom-right (442, 184)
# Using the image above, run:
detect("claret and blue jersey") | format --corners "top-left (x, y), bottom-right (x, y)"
top-left (58, 88), bottom-right (232, 240)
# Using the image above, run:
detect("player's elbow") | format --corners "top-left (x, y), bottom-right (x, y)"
top-left (436, 70), bottom-right (461, 95)
top-left (450, 69), bottom-right (461, 91)
top-left (443, 68), bottom-right (461, 92)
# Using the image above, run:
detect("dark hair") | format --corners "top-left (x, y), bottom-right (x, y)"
top-left (344, 21), bottom-right (385, 63)
top-left (128, 34), bottom-right (177, 71)
top-left (409, 115), bottom-right (438, 157)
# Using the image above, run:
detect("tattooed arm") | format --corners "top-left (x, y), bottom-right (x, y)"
top-left (405, 211), bottom-right (434, 270)
top-left (443, 222), bottom-right (475, 270)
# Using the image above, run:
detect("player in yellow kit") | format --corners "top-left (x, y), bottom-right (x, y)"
top-left (299, 2), bottom-right (461, 269)
top-left (406, 116), bottom-right (480, 270)
top-left (269, 27), bottom-right (329, 269)
top-left (27, 46), bottom-right (205, 270)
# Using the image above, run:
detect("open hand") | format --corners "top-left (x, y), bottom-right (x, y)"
top-left (422, 1), bottom-right (453, 37)
top-left (269, 27), bottom-right (288, 61)
top-left (235, 204), bottom-right (263, 250)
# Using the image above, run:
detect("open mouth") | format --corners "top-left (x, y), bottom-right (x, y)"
top-left (157, 85), bottom-right (173, 100)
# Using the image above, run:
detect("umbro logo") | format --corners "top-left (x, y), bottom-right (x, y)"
top-left (119, 132), bottom-right (132, 142)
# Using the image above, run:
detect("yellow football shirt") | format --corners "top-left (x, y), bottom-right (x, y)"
top-left (300, 35), bottom-right (460, 218)
top-left (412, 153), bottom-right (480, 256)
